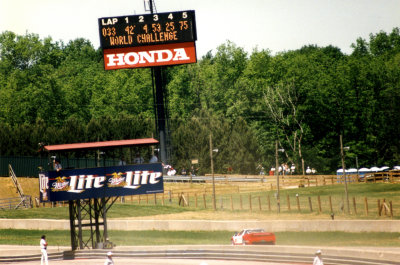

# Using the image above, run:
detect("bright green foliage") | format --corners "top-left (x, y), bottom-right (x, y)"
top-left (0, 28), bottom-right (400, 173)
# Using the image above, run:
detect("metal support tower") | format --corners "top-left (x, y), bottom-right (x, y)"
top-left (68, 197), bottom-right (118, 250)
top-left (149, 0), bottom-right (172, 165)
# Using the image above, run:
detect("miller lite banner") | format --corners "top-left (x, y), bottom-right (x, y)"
top-left (39, 163), bottom-right (163, 202)
top-left (103, 42), bottom-right (196, 70)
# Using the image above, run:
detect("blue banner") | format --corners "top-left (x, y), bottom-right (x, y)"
top-left (39, 163), bottom-right (163, 202)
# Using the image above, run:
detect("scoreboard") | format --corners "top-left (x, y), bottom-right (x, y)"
top-left (98, 10), bottom-right (197, 49)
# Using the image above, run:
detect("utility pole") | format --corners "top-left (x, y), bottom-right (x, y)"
top-left (340, 134), bottom-right (350, 214)
top-left (149, 0), bottom-right (167, 165)
top-left (275, 140), bottom-right (280, 213)
top-left (210, 134), bottom-right (216, 210)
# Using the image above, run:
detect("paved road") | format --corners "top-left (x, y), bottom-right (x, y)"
top-left (1, 258), bottom-right (301, 265)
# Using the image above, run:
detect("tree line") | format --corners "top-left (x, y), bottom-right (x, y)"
top-left (0, 28), bottom-right (399, 175)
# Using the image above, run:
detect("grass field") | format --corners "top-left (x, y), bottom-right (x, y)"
top-left (1, 229), bottom-right (400, 247)
top-left (1, 180), bottom-right (400, 247)
top-left (1, 182), bottom-right (399, 220)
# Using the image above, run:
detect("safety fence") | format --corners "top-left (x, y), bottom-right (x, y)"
top-left (116, 191), bottom-right (396, 218)
top-left (34, 182), bottom-right (397, 219)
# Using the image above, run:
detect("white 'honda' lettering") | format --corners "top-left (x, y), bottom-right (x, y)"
top-left (106, 48), bottom-right (190, 67)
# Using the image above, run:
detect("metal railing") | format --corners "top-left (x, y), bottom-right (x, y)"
top-left (0, 196), bottom-right (32, 210)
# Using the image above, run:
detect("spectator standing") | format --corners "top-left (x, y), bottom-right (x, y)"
top-left (40, 235), bottom-right (48, 265)
top-left (118, 156), bottom-right (126, 166)
top-left (190, 165), bottom-right (197, 176)
top-left (256, 164), bottom-right (265, 175)
top-left (290, 164), bottom-right (296, 174)
top-left (149, 152), bottom-right (158, 163)
top-left (181, 168), bottom-right (187, 175)
top-left (134, 152), bottom-right (144, 164)
top-left (53, 158), bottom-right (62, 172)
top-left (270, 167), bottom-right (275, 176)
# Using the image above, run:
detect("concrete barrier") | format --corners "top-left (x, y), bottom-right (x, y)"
top-left (1, 219), bottom-right (399, 232)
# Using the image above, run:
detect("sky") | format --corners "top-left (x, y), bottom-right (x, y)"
top-left (1, 0), bottom-right (400, 58)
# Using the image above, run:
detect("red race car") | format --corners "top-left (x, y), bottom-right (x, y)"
top-left (231, 228), bottom-right (276, 245)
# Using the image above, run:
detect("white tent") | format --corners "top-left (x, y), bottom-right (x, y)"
top-left (336, 168), bottom-right (345, 175)
top-left (358, 168), bottom-right (371, 175)
top-left (347, 168), bottom-right (357, 173)
top-left (370, 167), bottom-right (380, 172)
top-left (380, 166), bottom-right (390, 171)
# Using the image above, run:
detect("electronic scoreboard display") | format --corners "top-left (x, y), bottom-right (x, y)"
top-left (98, 10), bottom-right (197, 49)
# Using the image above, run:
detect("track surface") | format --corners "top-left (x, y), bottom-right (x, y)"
top-left (0, 258), bottom-right (298, 265)
top-left (1, 245), bottom-right (400, 265)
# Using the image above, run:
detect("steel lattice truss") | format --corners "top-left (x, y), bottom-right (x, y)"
top-left (68, 197), bottom-right (118, 250)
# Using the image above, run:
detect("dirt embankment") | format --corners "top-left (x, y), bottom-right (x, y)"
top-left (0, 177), bottom-right (39, 199)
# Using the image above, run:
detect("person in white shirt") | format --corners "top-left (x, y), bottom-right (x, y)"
top-left (313, 249), bottom-right (324, 265)
top-left (104, 251), bottom-right (114, 265)
top-left (53, 159), bottom-right (62, 172)
top-left (40, 235), bottom-right (48, 265)
top-left (149, 152), bottom-right (158, 163)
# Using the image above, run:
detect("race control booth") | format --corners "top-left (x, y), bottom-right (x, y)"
top-left (39, 138), bottom-right (163, 250)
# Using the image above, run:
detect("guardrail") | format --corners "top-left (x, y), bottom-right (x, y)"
top-left (0, 246), bottom-right (399, 265)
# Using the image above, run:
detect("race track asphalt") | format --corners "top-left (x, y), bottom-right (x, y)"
top-left (0, 258), bottom-right (298, 265)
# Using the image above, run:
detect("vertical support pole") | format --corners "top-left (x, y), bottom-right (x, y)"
top-left (377, 199), bottom-right (381, 216)
top-left (249, 194), bottom-right (252, 211)
top-left (353, 197), bottom-right (357, 215)
top-left (102, 197), bottom-right (108, 243)
top-left (88, 199), bottom-right (95, 249)
top-left (356, 156), bottom-right (359, 181)
top-left (318, 195), bottom-right (322, 213)
top-left (383, 198), bottom-right (387, 216)
top-left (153, 67), bottom-right (167, 164)
top-left (77, 200), bottom-right (83, 249)
top-left (296, 195), bottom-right (301, 212)
top-left (308, 197), bottom-right (313, 212)
top-left (68, 201), bottom-right (77, 251)
top-left (210, 134), bottom-right (216, 211)
top-left (94, 198), bottom-right (101, 247)
top-left (275, 140), bottom-right (280, 213)
top-left (340, 134), bottom-right (350, 214)
top-left (149, 1), bottom-right (168, 165)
